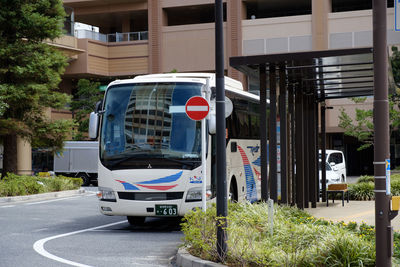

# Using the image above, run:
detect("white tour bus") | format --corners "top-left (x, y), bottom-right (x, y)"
top-left (89, 73), bottom-right (262, 225)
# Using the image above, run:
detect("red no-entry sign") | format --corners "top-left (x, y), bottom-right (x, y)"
top-left (185, 96), bottom-right (210, 121)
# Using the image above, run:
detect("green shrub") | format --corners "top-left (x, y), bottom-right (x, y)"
top-left (181, 203), bottom-right (377, 266)
top-left (357, 175), bottom-right (374, 183)
top-left (351, 175), bottom-right (400, 197)
top-left (348, 182), bottom-right (375, 200)
top-left (392, 180), bottom-right (400, 196)
top-left (0, 173), bottom-right (82, 197)
top-left (392, 174), bottom-right (400, 182)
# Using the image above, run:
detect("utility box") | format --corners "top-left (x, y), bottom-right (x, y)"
top-left (53, 141), bottom-right (99, 186)
top-left (392, 196), bottom-right (400, 211)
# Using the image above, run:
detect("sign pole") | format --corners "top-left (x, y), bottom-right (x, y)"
top-left (201, 97), bottom-right (207, 212)
top-left (185, 95), bottom-right (210, 212)
top-left (396, 0), bottom-right (400, 31)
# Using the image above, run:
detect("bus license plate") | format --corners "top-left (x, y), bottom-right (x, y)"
top-left (155, 205), bottom-right (178, 216)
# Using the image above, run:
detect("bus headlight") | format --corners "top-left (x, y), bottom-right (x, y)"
top-left (185, 187), bottom-right (212, 202)
top-left (97, 187), bottom-right (117, 202)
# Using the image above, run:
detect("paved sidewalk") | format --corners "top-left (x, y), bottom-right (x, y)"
top-left (305, 200), bottom-right (400, 231)
top-left (0, 188), bottom-right (87, 205)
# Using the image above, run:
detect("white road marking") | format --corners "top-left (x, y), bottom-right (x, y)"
top-left (0, 205), bottom-right (15, 208)
top-left (33, 220), bottom-right (127, 267)
top-left (25, 196), bottom-right (82, 205)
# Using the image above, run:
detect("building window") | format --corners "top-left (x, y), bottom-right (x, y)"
top-left (332, 0), bottom-right (393, 12)
top-left (245, 0), bottom-right (311, 19)
top-left (164, 4), bottom-right (226, 26)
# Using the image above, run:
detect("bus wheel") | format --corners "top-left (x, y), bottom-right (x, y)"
top-left (127, 216), bottom-right (146, 226)
top-left (229, 180), bottom-right (238, 203)
top-left (79, 173), bottom-right (90, 186)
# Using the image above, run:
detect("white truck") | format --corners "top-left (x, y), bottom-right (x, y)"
top-left (53, 141), bottom-right (99, 186)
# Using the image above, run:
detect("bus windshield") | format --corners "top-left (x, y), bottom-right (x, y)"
top-left (100, 82), bottom-right (203, 170)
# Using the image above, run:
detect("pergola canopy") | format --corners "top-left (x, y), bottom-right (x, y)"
top-left (228, 47), bottom-right (393, 208)
top-left (230, 47), bottom-right (377, 100)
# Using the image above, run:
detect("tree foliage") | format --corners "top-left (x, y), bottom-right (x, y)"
top-left (70, 79), bottom-right (103, 140)
top-left (0, 0), bottom-right (73, 174)
top-left (391, 46), bottom-right (400, 86)
top-left (338, 46), bottom-right (400, 151)
top-left (338, 98), bottom-right (374, 151)
top-left (339, 97), bottom-right (400, 151)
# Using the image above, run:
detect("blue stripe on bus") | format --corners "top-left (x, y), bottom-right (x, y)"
top-left (252, 157), bottom-right (261, 167)
top-left (120, 182), bottom-right (140, 190)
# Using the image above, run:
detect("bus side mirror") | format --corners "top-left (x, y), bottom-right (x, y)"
top-left (207, 96), bottom-right (232, 135)
top-left (208, 113), bottom-right (216, 135)
top-left (95, 100), bottom-right (103, 113)
top-left (89, 112), bottom-right (99, 139)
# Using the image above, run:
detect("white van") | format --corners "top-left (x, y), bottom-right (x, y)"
top-left (319, 149), bottom-right (347, 183)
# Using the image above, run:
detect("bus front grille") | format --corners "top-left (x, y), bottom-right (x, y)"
top-left (118, 192), bottom-right (184, 201)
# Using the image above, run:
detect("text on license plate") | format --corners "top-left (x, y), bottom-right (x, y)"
top-left (155, 204), bottom-right (178, 216)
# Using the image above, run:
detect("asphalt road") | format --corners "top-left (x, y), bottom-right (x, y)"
top-left (0, 188), bottom-right (183, 267)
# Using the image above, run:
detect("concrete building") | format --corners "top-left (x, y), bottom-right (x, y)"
top-left (24, 0), bottom-right (400, 176)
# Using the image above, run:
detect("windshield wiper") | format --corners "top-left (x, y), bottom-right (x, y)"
top-left (105, 153), bottom-right (152, 168)
top-left (104, 154), bottom-right (200, 169)
top-left (159, 157), bottom-right (199, 168)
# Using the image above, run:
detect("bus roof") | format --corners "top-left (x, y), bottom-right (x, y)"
top-left (133, 73), bottom-right (243, 91)
top-left (107, 73), bottom-right (262, 103)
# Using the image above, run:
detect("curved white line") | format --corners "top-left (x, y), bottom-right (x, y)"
top-left (33, 220), bottom-right (127, 267)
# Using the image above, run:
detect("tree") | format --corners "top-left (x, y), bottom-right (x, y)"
top-left (0, 0), bottom-right (74, 176)
top-left (70, 79), bottom-right (103, 140)
top-left (338, 96), bottom-right (400, 151)
top-left (338, 97), bottom-right (374, 150)
top-left (391, 46), bottom-right (400, 85)
top-left (338, 46), bottom-right (400, 151)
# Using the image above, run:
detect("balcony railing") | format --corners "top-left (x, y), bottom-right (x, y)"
top-left (74, 29), bottom-right (148, 42)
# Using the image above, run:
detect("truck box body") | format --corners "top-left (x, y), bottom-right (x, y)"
top-left (54, 141), bottom-right (99, 185)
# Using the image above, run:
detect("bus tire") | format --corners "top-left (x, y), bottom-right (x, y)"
top-left (79, 173), bottom-right (90, 186)
top-left (229, 178), bottom-right (238, 203)
top-left (127, 216), bottom-right (146, 226)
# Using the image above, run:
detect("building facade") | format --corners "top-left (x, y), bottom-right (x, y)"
top-left (25, 0), bottom-right (400, 175)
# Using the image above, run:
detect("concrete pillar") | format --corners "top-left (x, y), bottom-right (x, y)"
top-left (227, 0), bottom-right (244, 84)
top-left (148, 0), bottom-right (162, 73)
top-left (121, 15), bottom-right (131, 41)
top-left (17, 136), bottom-right (32, 175)
top-left (122, 14), bottom-right (131, 42)
top-left (312, 0), bottom-right (331, 50)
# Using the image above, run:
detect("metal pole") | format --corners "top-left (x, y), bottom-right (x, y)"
top-left (310, 96), bottom-right (317, 208)
top-left (260, 64), bottom-right (269, 201)
top-left (373, 0), bottom-right (391, 265)
top-left (202, 81), bottom-right (210, 211)
top-left (321, 103), bottom-right (327, 202)
top-left (269, 64), bottom-right (277, 202)
top-left (295, 90), bottom-right (304, 209)
top-left (279, 65), bottom-right (288, 204)
top-left (319, 58), bottom-right (327, 202)
top-left (201, 117), bottom-right (207, 211)
top-left (303, 94), bottom-right (309, 208)
top-left (201, 120), bottom-right (207, 211)
top-left (289, 84), bottom-right (295, 205)
top-left (315, 99), bottom-right (320, 202)
top-left (215, 0), bottom-right (227, 259)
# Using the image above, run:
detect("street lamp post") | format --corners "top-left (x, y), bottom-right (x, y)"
top-left (373, 0), bottom-right (392, 265)
top-left (215, 0), bottom-right (227, 260)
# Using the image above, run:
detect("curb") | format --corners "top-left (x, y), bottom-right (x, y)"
top-left (176, 248), bottom-right (226, 267)
top-left (0, 189), bottom-right (86, 204)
